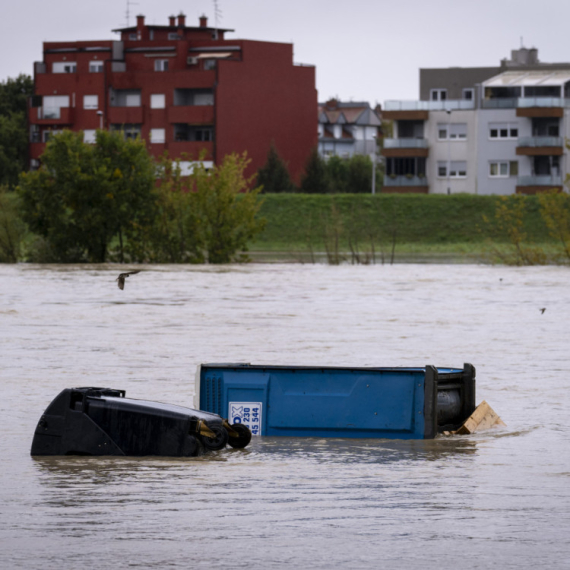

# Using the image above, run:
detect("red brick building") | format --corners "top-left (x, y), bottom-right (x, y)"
top-left (29, 14), bottom-right (318, 182)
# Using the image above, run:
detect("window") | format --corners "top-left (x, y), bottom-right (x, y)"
top-left (398, 120), bottom-right (424, 139)
top-left (531, 118), bottom-right (560, 137)
top-left (150, 94), bottom-right (165, 109)
top-left (150, 128), bottom-right (165, 143)
top-left (173, 88), bottom-right (214, 106)
top-left (129, 33), bottom-right (138, 41)
top-left (126, 94), bottom-right (141, 107)
top-left (154, 59), bottom-right (169, 71)
top-left (173, 124), bottom-right (214, 142)
top-left (42, 130), bottom-right (62, 142)
top-left (168, 33), bottom-right (181, 40)
top-left (53, 62), bottom-right (77, 73)
top-left (489, 123), bottom-right (518, 139)
top-left (111, 124), bottom-right (141, 140)
top-left (30, 125), bottom-right (40, 143)
top-left (437, 123), bottom-right (467, 140)
top-left (462, 88), bottom-right (474, 100)
top-left (42, 95), bottom-right (69, 119)
top-left (83, 130), bottom-right (96, 144)
top-left (430, 89), bottom-right (447, 101)
top-left (89, 61), bottom-right (104, 73)
top-left (437, 161), bottom-right (467, 178)
top-left (194, 92), bottom-right (214, 105)
top-left (177, 160), bottom-right (214, 176)
top-left (489, 161), bottom-right (518, 178)
top-left (203, 59), bottom-right (217, 71)
top-left (110, 89), bottom-right (141, 107)
top-left (386, 157), bottom-right (426, 177)
top-left (83, 95), bottom-right (98, 110)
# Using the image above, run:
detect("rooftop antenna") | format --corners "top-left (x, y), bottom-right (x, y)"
top-left (212, 0), bottom-right (222, 39)
top-left (125, 0), bottom-right (139, 27)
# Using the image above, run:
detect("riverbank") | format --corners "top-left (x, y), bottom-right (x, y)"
top-left (246, 243), bottom-right (484, 264)
top-left (3, 191), bottom-right (568, 265)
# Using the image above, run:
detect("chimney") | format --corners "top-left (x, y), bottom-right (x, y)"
top-left (199, 15), bottom-right (208, 28)
top-left (169, 15), bottom-right (176, 27)
top-left (177, 12), bottom-right (186, 27)
top-left (136, 14), bottom-right (145, 31)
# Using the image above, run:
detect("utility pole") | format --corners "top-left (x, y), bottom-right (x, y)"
top-left (371, 135), bottom-right (377, 194)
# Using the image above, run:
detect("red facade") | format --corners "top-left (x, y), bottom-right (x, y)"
top-left (29, 14), bottom-right (318, 183)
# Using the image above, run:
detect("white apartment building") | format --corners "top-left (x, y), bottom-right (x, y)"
top-left (382, 49), bottom-right (570, 194)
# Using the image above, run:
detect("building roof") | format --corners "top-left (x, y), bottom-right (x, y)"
top-left (112, 24), bottom-right (234, 33)
top-left (318, 100), bottom-right (381, 126)
top-left (483, 69), bottom-right (570, 88)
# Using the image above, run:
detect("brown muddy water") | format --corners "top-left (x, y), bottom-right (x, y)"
top-left (1, 263), bottom-right (569, 569)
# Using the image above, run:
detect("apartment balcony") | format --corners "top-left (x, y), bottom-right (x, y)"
top-left (29, 106), bottom-right (74, 125)
top-left (108, 106), bottom-right (144, 124)
top-left (383, 175), bottom-right (429, 193)
top-left (482, 97), bottom-right (570, 115)
top-left (167, 105), bottom-right (215, 124)
top-left (382, 138), bottom-right (429, 158)
top-left (516, 136), bottom-right (564, 156)
top-left (516, 97), bottom-right (570, 118)
top-left (166, 141), bottom-right (213, 160)
top-left (516, 174), bottom-right (563, 194)
top-left (383, 100), bottom-right (474, 120)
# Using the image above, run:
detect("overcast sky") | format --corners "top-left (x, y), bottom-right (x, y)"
top-left (2, 0), bottom-right (570, 105)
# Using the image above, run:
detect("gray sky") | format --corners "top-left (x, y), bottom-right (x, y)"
top-left (3, 0), bottom-right (570, 105)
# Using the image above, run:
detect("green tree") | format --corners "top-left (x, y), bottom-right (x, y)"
top-left (257, 143), bottom-right (295, 193)
top-left (346, 154), bottom-right (373, 193)
top-left (0, 75), bottom-right (33, 187)
top-left (191, 152), bottom-right (266, 263)
top-left (538, 188), bottom-right (570, 262)
top-left (18, 129), bottom-right (156, 262)
top-left (300, 147), bottom-right (329, 193)
top-left (0, 185), bottom-right (26, 262)
top-left (325, 155), bottom-right (348, 193)
top-left (145, 154), bottom-right (204, 263)
top-left (482, 195), bottom-right (547, 265)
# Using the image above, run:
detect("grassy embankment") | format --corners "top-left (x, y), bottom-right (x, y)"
top-left (2, 191), bottom-right (561, 264)
top-left (250, 194), bottom-right (555, 263)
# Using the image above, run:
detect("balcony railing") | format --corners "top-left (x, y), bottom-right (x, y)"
top-left (483, 97), bottom-right (570, 109)
top-left (518, 97), bottom-right (570, 108)
top-left (108, 106), bottom-right (144, 124)
top-left (40, 107), bottom-right (62, 119)
top-left (517, 136), bottom-right (564, 148)
top-left (32, 106), bottom-right (74, 124)
top-left (517, 175), bottom-right (562, 186)
top-left (383, 138), bottom-right (428, 149)
top-left (167, 105), bottom-right (215, 124)
top-left (384, 175), bottom-right (428, 187)
top-left (481, 98), bottom-right (518, 109)
top-left (384, 100), bottom-right (475, 111)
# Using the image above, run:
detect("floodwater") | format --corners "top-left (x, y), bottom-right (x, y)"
top-left (1, 263), bottom-right (569, 569)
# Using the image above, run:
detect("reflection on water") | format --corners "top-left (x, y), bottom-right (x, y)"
top-left (32, 437), bottom-right (480, 479)
top-left (1, 264), bottom-right (570, 569)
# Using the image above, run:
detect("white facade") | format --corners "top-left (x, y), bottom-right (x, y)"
top-left (425, 110), bottom-right (478, 194)
top-left (384, 69), bottom-right (570, 194)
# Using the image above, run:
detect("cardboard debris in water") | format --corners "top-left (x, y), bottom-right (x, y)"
top-left (445, 400), bottom-right (505, 435)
